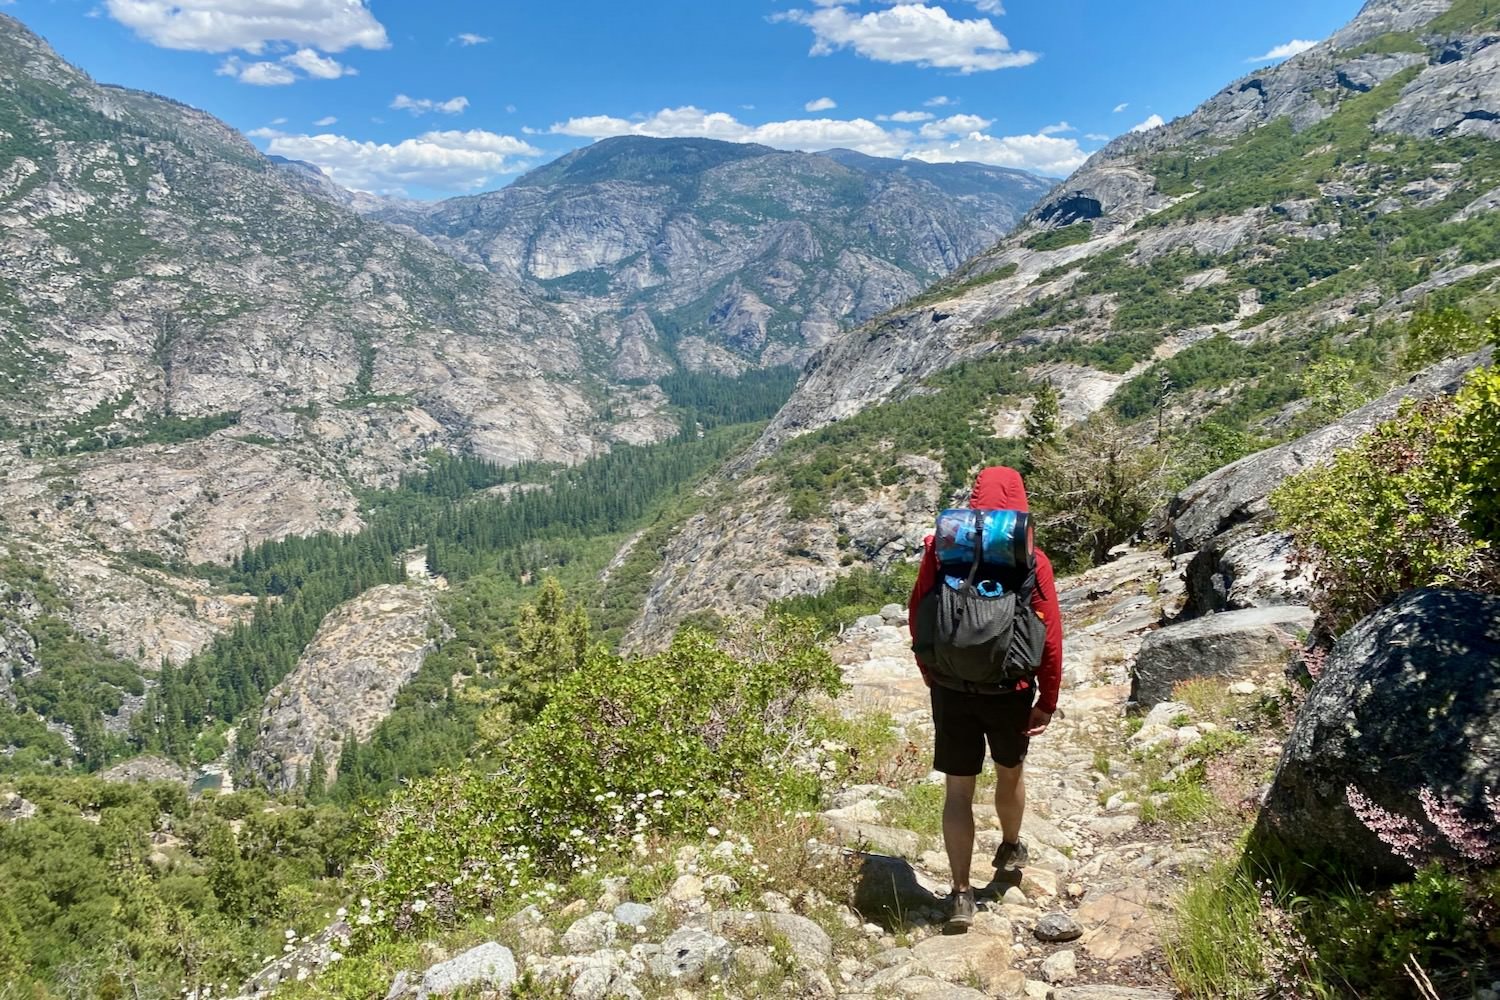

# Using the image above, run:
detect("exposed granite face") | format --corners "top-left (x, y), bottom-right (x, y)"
top-left (250, 583), bottom-right (442, 791)
top-left (364, 137), bottom-right (1053, 374)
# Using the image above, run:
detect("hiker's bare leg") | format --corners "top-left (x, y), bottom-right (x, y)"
top-left (943, 774), bottom-right (978, 890)
top-left (994, 762), bottom-right (1025, 844)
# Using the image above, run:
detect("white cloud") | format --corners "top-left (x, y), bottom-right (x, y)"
top-left (549, 106), bottom-right (908, 157)
top-left (271, 116), bottom-right (287, 125)
top-left (217, 57), bottom-right (296, 86)
top-left (1038, 121), bottom-right (1073, 135)
top-left (918, 113), bottom-right (993, 138)
top-left (545, 104), bottom-right (1085, 176)
top-left (776, 4), bottom-right (1038, 74)
top-left (1084, 132), bottom-right (1110, 141)
top-left (908, 131), bottom-right (1087, 176)
top-left (1247, 38), bottom-right (1318, 62)
top-left (103, 0), bottom-right (388, 53)
top-left (925, 95), bottom-right (955, 107)
top-left (805, 96), bottom-right (838, 111)
top-left (246, 126), bottom-right (284, 139)
top-left (879, 110), bottom-right (934, 122)
top-left (282, 47), bottom-right (355, 79)
top-left (313, 115), bottom-right (338, 126)
top-left (263, 128), bottom-right (540, 194)
top-left (967, 0), bottom-right (1004, 11)
top-left (1112, 102), bottom-right (1129, 113)
top-left (391, 94), bottom-right (470, 115)
top-left (1129, 113), bottom-right (1165, 133)
top-left (454, 32), bottom-right (491, 45)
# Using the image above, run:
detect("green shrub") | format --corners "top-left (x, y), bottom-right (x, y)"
top-left (1272, 366), bottom-right (1500, 633)
top-left (1024, 222), bottom-right (1094, 251)
top-left (359, 617), bottom-right (841, 936)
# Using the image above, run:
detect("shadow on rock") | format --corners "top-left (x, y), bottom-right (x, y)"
top-left (848, 852), bottom-right (943, 931)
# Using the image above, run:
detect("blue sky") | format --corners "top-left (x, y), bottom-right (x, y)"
top-left (8, 0), bottom-right (1360, 199)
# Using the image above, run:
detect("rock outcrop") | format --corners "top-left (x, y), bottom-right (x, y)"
top-left (250, 584), bottom-right (441, 790)
top-left (1129, 605), bottom-right (1314, 707)
top-left (1256, 588), bottom-right (1500, 877)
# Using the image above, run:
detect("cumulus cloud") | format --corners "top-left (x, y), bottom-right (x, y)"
top-left (391, 94), bottom-right (470, 115)
top-left (775, 4), bottom-right (1038, 74)
top-left (262, 128), bottom-right (540, 194)
top-left (217, 57), bottom-right (296, 86)
top-left (1248, 38), bottom-right (1318, 62)
top-left (918, 113), bottom-right (993, 138)
top-left (545, 105), bottom-right (1086, 176)
top-left (805, 96), bottom-right (838, 111)
top-left (967, 0), bottom-right (1005, 11)
top-left (283, 48), bottom-right (356, 79)
top-left (907, 132), bottom-right (1087, 175)
top-left (1038, 121), bottom-right (1073, 136)
top-left (454, 32), bottom-right (491, 45)
top-left (550, 106), bottom-right (907, 157)
top-left (925, 95), bottom-right (955, 107)
top-left (1130, 113), bottom-right (1165, 133)
top-left (879, 110), bottom-right (934, 122)
top-left (1112, 102), bottom-right (1129, 113)
top-left (1084, 132), bottom-right (1110, 141)
top-left (103, 0), bottom-right (388, 53)
top-left (313, 115), bottom-right (338, 126)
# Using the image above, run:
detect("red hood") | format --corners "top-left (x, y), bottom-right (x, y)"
top-left (969, 466), bottom-right (1029, 512)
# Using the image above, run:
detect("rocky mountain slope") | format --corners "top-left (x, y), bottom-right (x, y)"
top-left (628, 0), bottom-right (1500, 639)
top-left (366, 137), bottom-right (1052, 378)
top-left (0, 13), bottom-right (670, 748)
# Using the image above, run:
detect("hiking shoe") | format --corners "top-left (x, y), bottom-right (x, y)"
top-left (946, 887), bottom-right (977, 931)
top-left (993, 839), bottom-right (1029, 870)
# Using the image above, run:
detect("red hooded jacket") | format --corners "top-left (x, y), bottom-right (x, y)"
top-left (907, 466), bottom-right (1063, 714)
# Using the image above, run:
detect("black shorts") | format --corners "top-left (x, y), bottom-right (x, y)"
top-left (930, 683), bottom-right (1036, 775)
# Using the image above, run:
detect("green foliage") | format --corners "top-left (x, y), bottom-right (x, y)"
top-left (0, 777), bottom-right (354, 997)
top-left (1339, 32), bottom-right (1427, 57)
top-left (1023, 222), bottom-right (1094, 251)
top-left (1169, 853), bottom-right (1500, 999)
top-left (1298, 355), bottom-right (1371, 423)
top-left (1023, 381), bottom-right (1060, 468)
top-left (359, 618), bottom-right (841, 934)
top-left (1401, 307), bottom-right (1487, 370)
top-left (502, 578), bottom-right (593, 721)
top-left (654, 366), bottom-right (800, 430)
top-left (1026, 412), bottom-right (1174, 571)
top-left (768, 564), bottom-right (917, 634)
top-left (1272, 361), bottom-right (1500, 633)
top-left (1427, 0), bottom-right (1500, 32)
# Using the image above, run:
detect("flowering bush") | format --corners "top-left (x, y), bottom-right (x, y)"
top-left (357, 617), bottom-right (841, 936)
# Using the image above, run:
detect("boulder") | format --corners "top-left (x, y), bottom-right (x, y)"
top-left (1180, 526), bottom-right (1311, 617)
top-left (1256, 588), bottom-right (1500, 878)
top-left (1129, 606), bottom-right (1313, 706)
top-left (1165, 350), bottom-right (1492, 554)
top-left (418, 943), bottom-right (517, 997)
top-left (649, 926), bottom-right (732, 983)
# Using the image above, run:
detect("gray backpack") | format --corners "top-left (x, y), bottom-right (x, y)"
top-left (911, 511), bottom-right (1046, 691)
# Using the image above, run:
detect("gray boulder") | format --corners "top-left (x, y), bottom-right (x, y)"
top-left (1181, 526), bottom-right (1312, 617)
top-left (1165, 350), bottom-right (1492, 554)
top-left (1256, 589), bottom-right (1500, 878)
top-left (649, 927), bottom-right (732, 983)
top-left (419, 943), bottom-right (517, 997)
top-left (710, 911), bottom-right (833, 969)
top-left (1130, 606), bottom-right (1313, 707)
top-left (560, 911), bottom-right (617, 954)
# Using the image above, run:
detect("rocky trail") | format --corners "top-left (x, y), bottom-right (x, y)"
top-left (814, 547), bottom-right (1209, 999)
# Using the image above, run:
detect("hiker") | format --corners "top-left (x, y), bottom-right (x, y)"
top-left (907, 465), bottom-right (1063, 930)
